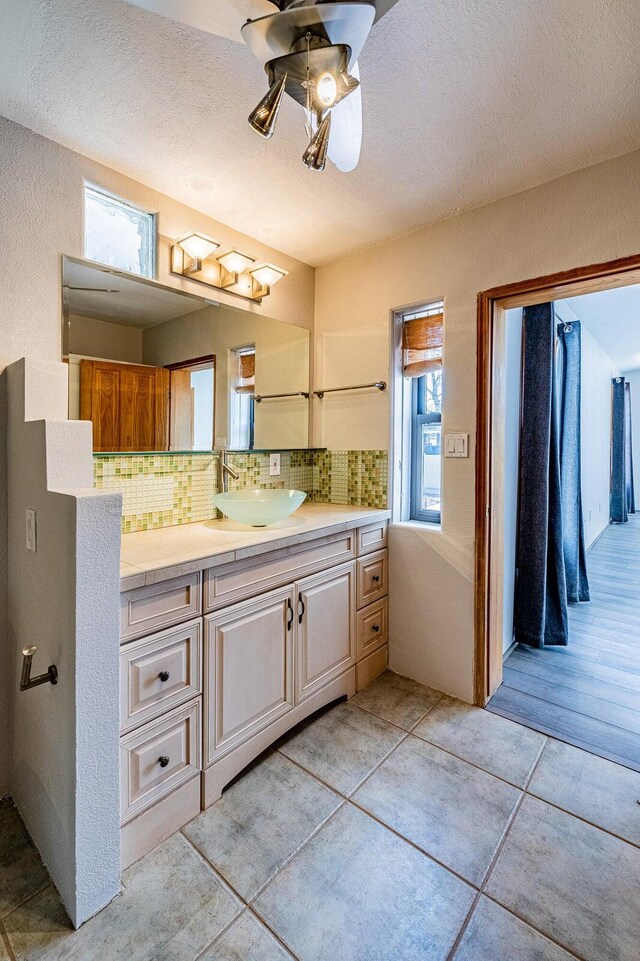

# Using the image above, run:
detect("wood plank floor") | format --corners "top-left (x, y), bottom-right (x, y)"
top-left (487, 513), bottom-right (640, 772)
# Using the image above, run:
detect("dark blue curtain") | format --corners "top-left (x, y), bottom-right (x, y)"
top-left (625, 382), bottom-right (636, 516)
top-left (514, 303), bottom-right (568, 647)
top-left (611, 377), bottom-right (636, 522)
top-left (557, 321), bottom-right (590, 603)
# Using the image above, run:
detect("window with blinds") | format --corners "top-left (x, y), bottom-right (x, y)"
top-left (402, 303), bottom-right (443, 523)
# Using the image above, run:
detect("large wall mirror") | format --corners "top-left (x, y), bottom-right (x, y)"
top-left (62, 257), bottom-right (310, 451)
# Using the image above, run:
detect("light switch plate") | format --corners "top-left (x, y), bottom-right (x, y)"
top-left (269, 453), bottom-right (281, 476)
top-left (26, 509), bottom-right (37, 552)
top-left (444, 433), bottom-right (469, 458)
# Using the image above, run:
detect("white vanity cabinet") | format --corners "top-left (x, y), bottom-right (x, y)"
top-left (119, 514), bottom-right (389, 867)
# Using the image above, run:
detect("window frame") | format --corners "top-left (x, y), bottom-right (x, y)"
top-left (83, 183), bottom-right (157, 279)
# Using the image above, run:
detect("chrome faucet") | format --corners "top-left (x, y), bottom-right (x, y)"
top-left (220, 450), bottom-right (240, 493)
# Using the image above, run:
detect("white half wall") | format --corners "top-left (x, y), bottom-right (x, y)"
top-left (622, 368), bottom-right (640, 497)
top-left (7, 358), bottom-right (121, 928)
top-left (315, 147), bottom-right (640, 702)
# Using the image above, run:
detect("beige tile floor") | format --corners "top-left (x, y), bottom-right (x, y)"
top-left (2, 671), bottom-right (640, 961)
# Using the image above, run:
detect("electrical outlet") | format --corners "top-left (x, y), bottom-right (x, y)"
top-left (26, 509), bottom-right (37, 552)
top-left (270, 453), bottom-right (281, 476)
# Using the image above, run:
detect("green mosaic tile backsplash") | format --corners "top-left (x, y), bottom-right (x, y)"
top-left (94, 449), bottom-right (387, 533)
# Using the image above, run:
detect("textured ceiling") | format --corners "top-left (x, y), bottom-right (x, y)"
top-left (565, 285), bottom-right (640, 373)
top-left (1, 0), bottom-right (639, 266)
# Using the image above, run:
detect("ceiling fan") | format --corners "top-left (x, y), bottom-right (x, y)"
top-left (123, 0), bottom-right (402, 172)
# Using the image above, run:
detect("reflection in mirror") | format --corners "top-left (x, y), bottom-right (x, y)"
top-left (62, 257), bottom-right (310, 452)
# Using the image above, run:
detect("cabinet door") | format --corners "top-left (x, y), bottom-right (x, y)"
top-left (205, 586), bottom-right (294, 765)
top-left (296, 561), bottom-right (356, 704)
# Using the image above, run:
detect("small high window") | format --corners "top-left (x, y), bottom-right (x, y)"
top-left (84, 184), bottom-right (156, 278)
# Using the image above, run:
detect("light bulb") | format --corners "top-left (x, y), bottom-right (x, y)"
top-left (249, 263), bottom-right (288, 288)
top-left (217, 250), bottom-right (255, 274)
top-left (316, 71), bottom-right (338, 108)
top-left (177, 233), bottom-right (220, 261)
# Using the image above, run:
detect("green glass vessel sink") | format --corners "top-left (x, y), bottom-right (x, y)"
top-left (212, 489), bottom-right (307, 527)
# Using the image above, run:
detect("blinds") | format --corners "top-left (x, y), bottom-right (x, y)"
top-left (402, 311), bottom-right (443, 378)
top-left (236, 352), bottom-right (255, 394)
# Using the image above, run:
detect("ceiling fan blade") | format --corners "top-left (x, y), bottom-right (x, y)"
top-left (326, 61), bottom-right (362, 172)
top-left (123, 0), bottom-right (278, 43)
top-left (282, 0), bottom-right (401, 23)
top-left (370, 0), bottom-right (402, 22)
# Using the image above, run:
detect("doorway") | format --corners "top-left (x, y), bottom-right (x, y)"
top-left (475, 254), bottom-right (640, 771)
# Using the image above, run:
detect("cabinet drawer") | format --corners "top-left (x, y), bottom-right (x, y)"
top-left (204, 530), bottom-right (355, 611)
top-left (120, 619), bottom-right (202, 734)
top-left (205, 587), bottom-right (294, 765)
top-left (356, 598), bottom-right (387, 660)
top-left (356, 550), bottom-right (388, 609)
top-left (356, 522), bottom-right (388, 556)
top-left (120, 699), bottom-right (201, 824)
top-left (120, 573), bottom-right (201, 642)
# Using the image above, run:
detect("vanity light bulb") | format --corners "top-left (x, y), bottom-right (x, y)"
top-left (177, 232), bottom-right (220, 262)
top-left (217, 250), bottom-right (256, 274)
top-left (249, 263), bottom-right (289, 288)
top-left (317, 71), bottom-right (338, 108)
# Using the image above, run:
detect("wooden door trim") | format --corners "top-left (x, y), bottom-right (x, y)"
top-left (474, 252), bottom-right (640, 706)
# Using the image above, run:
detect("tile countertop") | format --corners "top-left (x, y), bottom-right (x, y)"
top-left (119, 503), bottom-right (392, 591)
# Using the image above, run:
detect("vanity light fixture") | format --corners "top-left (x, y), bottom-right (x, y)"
top-left (248, 262), bottom-right (289, 290)
top-left (177, 232), bottom-right (220, 271)
top-left (171, 237), bottom-right (287, 303)
top-left (217, 249), bottom-right (256, 274)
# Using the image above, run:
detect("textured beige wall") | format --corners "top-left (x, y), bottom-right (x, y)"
top-left (315, 148), bottom-right (640, 701)
top-left (142, 305), bottom-right (310, 449)
top-left (67, 313), bottom-right (143, 365)
top-left (0, 116), bottom-right (315, 795)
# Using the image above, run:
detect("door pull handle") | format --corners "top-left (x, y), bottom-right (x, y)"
top-left (298, 596), bottom-right (306, 624)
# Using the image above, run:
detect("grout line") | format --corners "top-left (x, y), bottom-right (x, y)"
top-left (345, 793), bottom-right (479, 892)
top-left (479, 893), bottom-right (588, 961)
top-left (408, 726), bottom-right (538, 791)
top-left (478, 735), bottom-right (548, 890)
top-left (348, 689), bottom-right (445, 735)
top-left (276, 726), bottom-right (410, 803)
top-left (179, 831), bottom-right (249, 906)
top-left (0, 921), bottom-right (17, 961)
top-left (0, 880), bottom-right (56, 927)
top-left (443, 889), bottom-right (483, 961)
top-left (244, 904), bottom-right (301, 959)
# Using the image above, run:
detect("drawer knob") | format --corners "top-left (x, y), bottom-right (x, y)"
top-left (158, 755), bottom-right (170, 768)
top-left (372, 575), bottom-right (380, 583)
top-left (372, 624), bottom-right (380, 632)
top-left (158, 671), bottom-right (170, 683)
